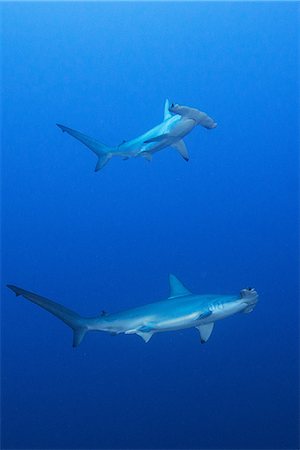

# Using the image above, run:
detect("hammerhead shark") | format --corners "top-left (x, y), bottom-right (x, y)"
top-left (7, 275), bottom-right (258, 347)
top-left (57, 100), bottom-right (217, 171)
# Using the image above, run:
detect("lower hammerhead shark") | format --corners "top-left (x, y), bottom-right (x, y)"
top-left (7, 275), bottom-right (258, 347)
top-left (57, 100), bottom-right (217, 171)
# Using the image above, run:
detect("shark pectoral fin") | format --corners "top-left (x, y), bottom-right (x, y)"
top-left (196, 322), bottom-right (214, 344)
top-left (144, 134), bottom-right (169, 144)
top-left (171, 140), bottom-right (189, 161)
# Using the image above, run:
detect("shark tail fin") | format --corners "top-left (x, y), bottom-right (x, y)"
top-left (7, 285), bottom-right (88, 347)
top-left (56, 123), bottom-right (112, 172)
top-left (95, 153), bottom-right (111, 172)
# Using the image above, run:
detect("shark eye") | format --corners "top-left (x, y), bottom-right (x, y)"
top-left (247, 287), bottom-right (252, 291)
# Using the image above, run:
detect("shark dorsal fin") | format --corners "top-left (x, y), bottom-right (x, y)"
top-left (168, 274), bottom-right (192, 299)
top-left (164, 99), bottom-right (172, 121)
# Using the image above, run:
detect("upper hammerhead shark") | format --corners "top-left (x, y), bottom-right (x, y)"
top-left (57, 100), bottom-right (217, 171)
top-left (7, 275), bottom-right (257, 347)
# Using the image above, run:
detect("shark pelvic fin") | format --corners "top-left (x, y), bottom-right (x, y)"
top-left (171, 140), bottom-right (189, 161)
top-left (168, 274), bottom-right (192, 299)
top-left (164, 99), bottom-right (172, 121)
top-left (136, 331), bottom-right (154, 343)
top-left (196, 322), bottom-right (214, 343)
top-left (140, 151), bottom-right (153, 161)
top-left (125, 327), bottom-right (154, 343)
top-left (144, 134), bottom-right (169, 144)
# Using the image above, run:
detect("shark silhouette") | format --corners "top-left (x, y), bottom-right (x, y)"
top-left (57, 100), bottom-right (217, 171)
top-left (7, 275), bottom-right (258, 347)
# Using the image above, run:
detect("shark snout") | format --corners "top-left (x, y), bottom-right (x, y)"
top-left (169, 103), bottom-right (180, 114)
top-left (240, 288), bottom-right (259, 313)
top-left (168, 103), bottom-right (218, 130)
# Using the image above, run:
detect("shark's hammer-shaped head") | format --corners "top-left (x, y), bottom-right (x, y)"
top-left (240, 287), bottom-right (259, 313)
top-left (169, 103), bottom-right (217, 129)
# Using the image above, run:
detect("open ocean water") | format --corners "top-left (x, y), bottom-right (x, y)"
top-left (1, 2), bottom-right (299, 449)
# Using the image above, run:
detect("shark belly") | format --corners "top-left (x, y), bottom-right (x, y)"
top-left (109, 108), bottom-right (197, 161)
top-left (117, 115), bottom-right (181, 157)
top-left (100, 306), bottom-right (204, 336)
top-left (142, 118), bottom-right (197, 156)
top-left (150, 311), bottom-right (201, 332)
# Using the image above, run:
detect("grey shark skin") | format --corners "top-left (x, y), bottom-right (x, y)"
top-left (56, 100), bottom-right (217, 171)
top-left (7, 275), bottom-right (258, 347)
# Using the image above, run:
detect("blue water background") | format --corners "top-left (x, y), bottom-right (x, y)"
top-left (1, 3), bottom-right (299, 449)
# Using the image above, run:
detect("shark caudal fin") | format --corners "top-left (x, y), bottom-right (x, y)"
top-left (56, 124), bottom-right (112, 172)
top-left (7, 285), bottom-right (88, 347)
